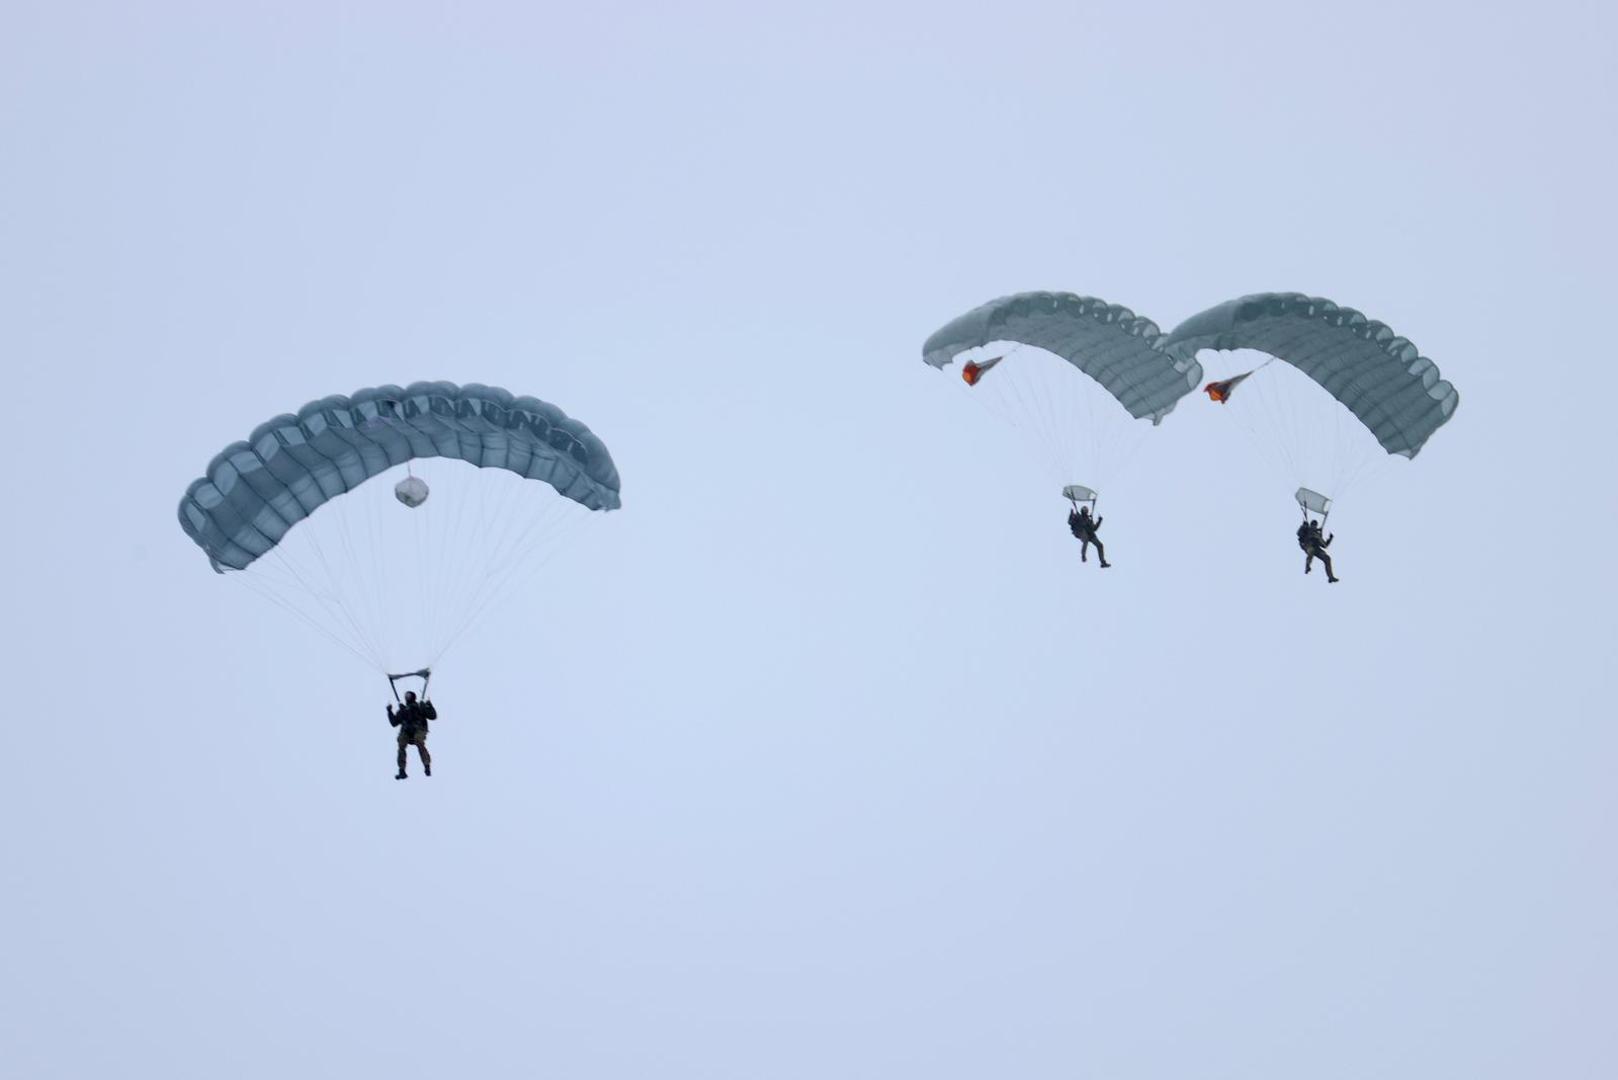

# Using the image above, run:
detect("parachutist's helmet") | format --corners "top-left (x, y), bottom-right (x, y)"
top-left (405, 691), bottom-right (417, 702)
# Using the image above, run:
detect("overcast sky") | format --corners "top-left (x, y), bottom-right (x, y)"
top-left (4, 2), bottom-right (1615, 1078)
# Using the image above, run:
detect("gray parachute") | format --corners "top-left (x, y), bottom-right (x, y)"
top-left (1161, 293), bottom-right (1459, 457)
top-left (179, 381), bottom-right (620, 572)
top-left (923, 292), bottom-right (1202, 423)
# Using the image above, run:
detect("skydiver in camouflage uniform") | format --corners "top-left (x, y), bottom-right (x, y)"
top-left (1297, 518), bottom-right (1338, 583)
top-left (1068, 505), bottom-right (1110, 568)
top-left (388, 691), bottom-right (438, 779)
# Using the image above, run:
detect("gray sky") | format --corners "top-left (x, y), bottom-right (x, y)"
top-left (4, 2), bottom-right (1615, 1077)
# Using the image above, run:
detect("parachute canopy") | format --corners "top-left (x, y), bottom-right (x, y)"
top-left (923, 292), bottom-right (1202, 424)
top-left (1162, 293), bottom-right (1458, 458)
top-left (178, 382), bottom-right (620, 572)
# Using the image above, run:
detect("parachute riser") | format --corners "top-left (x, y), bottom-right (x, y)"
top-left (1295, 486), bottom-right (1333, 530)
top-left (387, 667), bottom-right (432, 704)
top-left (1061, 484), bottom-right (1098, 513)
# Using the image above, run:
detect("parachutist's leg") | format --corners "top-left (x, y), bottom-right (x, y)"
top-left (1319, 550), bottom-right (1338, 582)
top-left (418, 737), bottom-right (431, 777)
top-left (1093, 538), bottom-right (1110, 568)
top-left (397, 737), bottom-right (409, 779)
top-left (1305, 551), bottom-right (1314, 574)
top-left (1079, 539), bottom-right (1088, 562)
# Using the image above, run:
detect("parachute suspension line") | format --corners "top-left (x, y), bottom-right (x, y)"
top-left (331, 480), bottom-right (390, 667)
top-left (419, 461), bottom-right (464, 657)
top-left (1031, 352), bottom-right (1071, 477)
top-left (231, 568), bottom-right (381, 671)
top-left (431, 497), bottom-right (587, 667)
top-left (477, 477), bottom-right (547, 587)
top-left (987, 343), bottom-right (1143, 496)
top-left (1217, 376), bottom-right (1287, 497)
top-left (952, 338), bottom-right (1160, 512)
top-left (311, 469), bottom-right (392, 669)
top-left (354, 473), bottom-right (402, 664)
top-left (1250, 363), bottom-right (1302, 484)
top-left (1002, 349), bottom-right (1053, 477)
top-left (247, 545), bottom-right (385, 670)
top-left (409, 467), bottom-right (430, 644)
top-left (988, 346), bottom-right (1047, 458)
top-left (1020, 351), bottom-right (1073, 488)
top-left (1233, 362), bottom-right (1303, 493)
top-left (438, 467), bottom-right (516, 651)
top-left (265, 540), bottom-right (387, 671)
top-left (435, 458), bottom-right (488, 662)
top-left (429, 458), bottom-right (483, 660)
top-left (969, 345), bottom-right (1052, 485)
top-left (460, 461), bottom-right (534, 622)
top-left (1212, 355), bottom-right (1390, 520)
top-left (421, 460), bottom-right (457, 661)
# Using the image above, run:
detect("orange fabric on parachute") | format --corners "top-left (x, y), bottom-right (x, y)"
top-left (1203, 370), bottom-right (1252, 403)
top-left (961, 355), bottom-right (1003, 386)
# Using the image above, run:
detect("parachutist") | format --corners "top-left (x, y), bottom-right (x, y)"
top-left (388, 690), bottom-right (437, 779)
top-left (1297, 519), bottom-right (1338, 583)
top-left (1068, 505), bottom-right (1110, 568)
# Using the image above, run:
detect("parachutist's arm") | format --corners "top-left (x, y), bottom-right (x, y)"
top-left (1094, 516), bottom-right (1103, 530)
top-left (1324, 534), bottom-right (1333, 547)
top-left (422, 702), bottom-right (438, 721)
